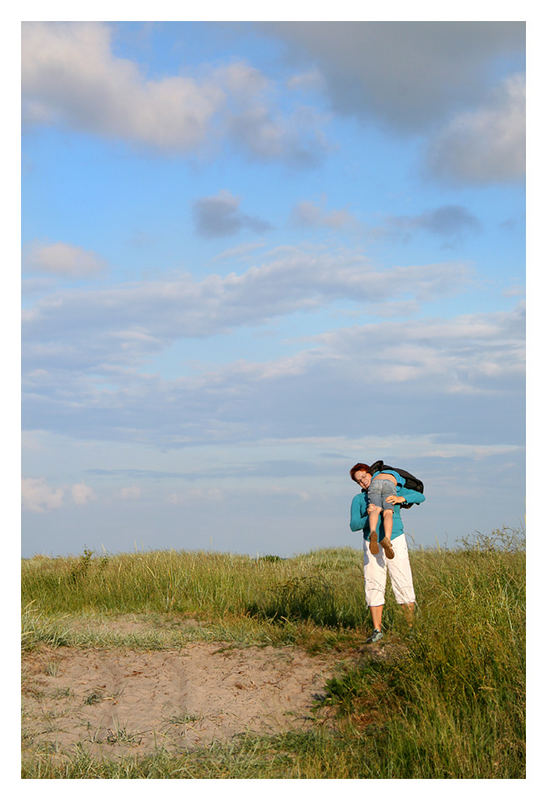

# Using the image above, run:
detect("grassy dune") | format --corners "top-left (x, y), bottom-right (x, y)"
top-left (21, 528), bottom-right (525, 779)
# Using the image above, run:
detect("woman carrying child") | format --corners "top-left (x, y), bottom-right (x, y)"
top-left (349, 462), bottom-right (425, 644)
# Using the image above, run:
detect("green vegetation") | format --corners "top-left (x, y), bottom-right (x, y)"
top-left (21, 529), bottom-right (525, 779)
top-left (21, 546), bottom-right (367, 651)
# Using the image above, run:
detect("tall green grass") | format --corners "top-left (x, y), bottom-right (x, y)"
top-left (21, 530), bottom-right (525, 778)
top-left (21, 546), bottom-right (369, 651)
top-left (22, 546), bottom-right (366, 619)
top-left (318, 530), bottom-right (525, 778)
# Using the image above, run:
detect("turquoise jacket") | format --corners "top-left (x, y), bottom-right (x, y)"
top-left (350, 486), bottom-right (425, 542)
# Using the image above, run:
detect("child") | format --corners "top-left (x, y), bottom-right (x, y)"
top-left (366, 467), bottom-right (407, 560)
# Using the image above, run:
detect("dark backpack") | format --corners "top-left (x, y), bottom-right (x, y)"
top-left (368, 460), bottom-right (423, 509)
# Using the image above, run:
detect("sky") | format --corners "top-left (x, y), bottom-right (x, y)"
top-left (20, 18), bottom-right (526, 559)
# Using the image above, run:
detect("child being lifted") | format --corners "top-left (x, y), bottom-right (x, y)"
top-left (367, 466), bottom-right (408, 560)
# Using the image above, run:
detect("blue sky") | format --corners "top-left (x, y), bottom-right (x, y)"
top-left (21, 20), bottom-right (525, 558)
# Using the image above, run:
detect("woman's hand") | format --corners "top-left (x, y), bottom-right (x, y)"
top-left (386, 495), bottom-right (406, 504)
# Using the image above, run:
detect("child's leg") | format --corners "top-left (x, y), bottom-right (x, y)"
top-left (368, 504), bottom-right (380, 535)
top-left (367, 504), bottom-right (381, 554)
top-left (380, 509), bottom-right (395, 559)
top-left (382, 508), bottom-right (393, 540)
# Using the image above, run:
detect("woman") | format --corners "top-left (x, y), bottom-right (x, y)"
top-left (349, 462), bottom-right (425, 643)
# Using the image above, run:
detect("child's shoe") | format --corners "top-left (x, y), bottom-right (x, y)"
top-left (365, 628), bottom-right (383, 644)
top-left (381, 538), bottom-right (395, 559)
top-left (369, 531), bottom-right (379, 555)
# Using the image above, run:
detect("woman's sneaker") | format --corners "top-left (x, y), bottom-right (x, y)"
top-left (366, 628), bottom-right (383, 644)
top-left (381, 538), bottom-right (395, 559)
top-left (369, 531), bottom-right (379, 554)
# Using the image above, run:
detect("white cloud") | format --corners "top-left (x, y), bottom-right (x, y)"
top-left (312, 306), bottom-right (525, 387)
top-left (253, 433), bottom-right (522, 463)
top-left (427, 74), bottom-right (525, 183)
top-left (22, 248), bottom-right (473, 373)
top-left (22, 22), bottom-right (223, 152)
top-left (213, 61), bottom-right (328, 164)
top-left (22, 302), bottom-right (524, 450)
top-left (215, 61), bottom-right (268, 98)
top-left (224, 102), bottom-right (329, 166)
top-left (71, 483), bottom-right (96, 505)
top-left (22, 477), bottom-right (96, 512)
top-left (26, 241), bottom-right (107, 277)
top-left (22, 477), bottom-right (64, 513)
top-left (21, 23), bottom-right (328, 164)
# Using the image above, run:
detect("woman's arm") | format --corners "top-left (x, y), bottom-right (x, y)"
top-left (350, 493), bottom-right (368, 531)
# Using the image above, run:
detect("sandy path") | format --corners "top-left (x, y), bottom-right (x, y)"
top-left (22, 643), bottom-right (341, 758)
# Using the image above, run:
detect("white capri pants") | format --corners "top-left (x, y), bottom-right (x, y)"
top-left (363, 533), bottom-right (416, 607)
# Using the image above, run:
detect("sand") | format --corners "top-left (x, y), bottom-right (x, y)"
top-left (22, 642), bottom-right (342, 759)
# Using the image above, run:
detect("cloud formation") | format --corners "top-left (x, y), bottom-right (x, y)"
top-left (22, 22), bottom-right (223, 152)
top-left (22, 22), bottom-right (524, 182)
top-left (71, 483), bottom-right (96, 505)
top-left (267, 22), bottom-right (525, 184)
top-left (22, 478), bottom-right (97, 511)
top-left (22, 477), bottom-right (64, 513)
top-left (371, 205), bottom-right (480, 245)
top-left (22, 303), bottom-right (524, 450)
top-left (21, 22), bottom-right (328, 165)
top-left (193, 191), bottom-right (272, 238)
top-left (22, 248), bottom-right (473, 376)
top-left (225, 103), bottom-right (329, 166)
top-left (268, 21), bottom-right (524, 132)
top-left (25, 241), bottom-right (107, 277)
top-left (426, 73), bottom-right (525, 183)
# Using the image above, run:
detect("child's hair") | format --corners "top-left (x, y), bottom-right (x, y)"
top-left (349, 463), bottom-right (371, 482)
